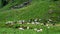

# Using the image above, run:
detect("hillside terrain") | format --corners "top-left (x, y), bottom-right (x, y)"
top-left (0, 0), bottom-right (60, 34)
top-left (0, 0), bottom-right (60, 22)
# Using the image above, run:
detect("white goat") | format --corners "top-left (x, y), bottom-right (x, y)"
top-left (37, 29), bottom-right (43, 32)
top-left (19, 27), bottom-right (24, 30)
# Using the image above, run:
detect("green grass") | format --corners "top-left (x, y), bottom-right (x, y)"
top-left (0, 0), bottom-right (59, 22)
top-left (0, 0), bottom-right (60, 34)
top-left (0, 26), bottom-right (60, 34)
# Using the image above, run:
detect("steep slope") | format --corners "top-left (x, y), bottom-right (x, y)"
top-left (0, 0), bottom-right (60, 23)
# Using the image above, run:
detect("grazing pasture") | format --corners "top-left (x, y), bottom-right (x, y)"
top-left (0, 0), bottom-right (60, 34)
top-left (0, 24), bottom-right (60, 34)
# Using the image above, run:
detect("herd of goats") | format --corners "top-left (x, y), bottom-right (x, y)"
top-left (3, 0), bottom-right (60, 32)
top-left (5, 18), bottom-right (56, 32)
top-left (5, 18), bottom-right (55, 25)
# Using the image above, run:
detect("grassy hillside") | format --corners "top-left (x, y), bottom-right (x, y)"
top-left (0, 0), bottom-right (60, 34)
top-left (0, 0), bottom-right (60, 23)
top-left (0, 23), bottom-right (60, 34)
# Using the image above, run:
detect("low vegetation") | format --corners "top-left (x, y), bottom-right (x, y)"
top-left (0, 0), bottom-right (60, 34)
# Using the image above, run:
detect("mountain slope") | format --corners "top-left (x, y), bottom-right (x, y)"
top-left (0, 0), bottom-right (60, 23)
